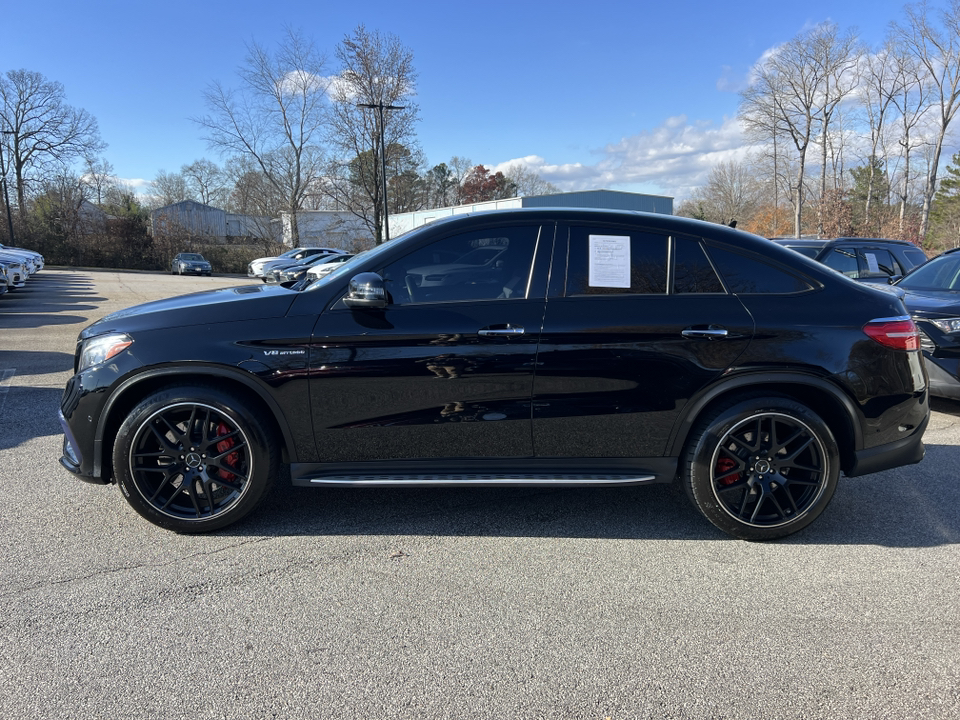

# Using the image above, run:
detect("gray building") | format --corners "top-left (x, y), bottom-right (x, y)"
top-left (151, 200), bottom-right (227, 240)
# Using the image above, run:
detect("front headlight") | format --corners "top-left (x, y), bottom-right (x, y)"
top-left (929, 317), bottom-right (960, 334)
top-left (79, 333), bottom-right (133, 371)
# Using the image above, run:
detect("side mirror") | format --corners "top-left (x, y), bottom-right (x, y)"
top-left (344, 272), bottom-right (388, 309)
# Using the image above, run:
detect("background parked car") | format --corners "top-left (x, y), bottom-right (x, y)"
top-left (171, 252), bottom-right (212, 276)
top-left (893, 247), bottom-right (960, 400)
top-left (0, 243), bottom-right (43, 275)
top-left (0, 255), bottom-right (27, 288)
top-left (265, 252), bottom-right (350, 286)
top-left (247, 247), bottom-right (343, 281)
top-left (0, 261), bottom-right (11, 294)
top-left (772, 237), bottom-right (927, 284)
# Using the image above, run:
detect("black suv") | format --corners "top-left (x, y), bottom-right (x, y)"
top-left (772, 237), bottom-right (927, 283)
top-left (59, 209), bottom-right (929, 540)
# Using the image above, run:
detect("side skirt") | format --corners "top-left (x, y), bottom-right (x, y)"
top-left (290, 458), bottom-right (678, 488)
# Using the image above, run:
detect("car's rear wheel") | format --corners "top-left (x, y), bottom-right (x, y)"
top-left (682, 395), bottom-right (839, 540)
top-left (112, 385), bottom-right (278, 532)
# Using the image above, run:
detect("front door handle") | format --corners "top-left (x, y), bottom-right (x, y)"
top-left (479, 325), bottom-right (525, 337)
top-left (682, 325), bottom-right (728, 339)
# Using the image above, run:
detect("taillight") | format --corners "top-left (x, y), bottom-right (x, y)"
top-left (863, 317), bottom-right (920, 351)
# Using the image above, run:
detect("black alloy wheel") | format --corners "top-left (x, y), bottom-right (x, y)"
top-left (113, 385), bottom-right (278, 532)
top-left (683, 395), bottom-right (840, 540)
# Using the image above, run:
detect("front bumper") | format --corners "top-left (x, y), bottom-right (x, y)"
top-left (922, 352), bottom-right (960, 400)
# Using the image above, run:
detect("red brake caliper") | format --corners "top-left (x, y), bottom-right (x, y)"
top-left (216, 422), bottom-right (239, 481)
top-left (715, 456), bottom-right (740, 485)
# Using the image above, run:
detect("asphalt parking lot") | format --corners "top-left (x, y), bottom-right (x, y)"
top-left (1, 268), bottom-right (959, 719)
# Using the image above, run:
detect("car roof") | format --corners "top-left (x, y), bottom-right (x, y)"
top-left (770, 238), bottom-right (826, 246)
top-left (824, 237), bottom-right (915, 247)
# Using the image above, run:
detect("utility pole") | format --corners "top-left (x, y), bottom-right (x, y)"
top-left (357, 102), bottom-right (405, 243)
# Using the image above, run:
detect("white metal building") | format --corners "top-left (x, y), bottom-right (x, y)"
top-left (387, 190), bottom-right (674, 237)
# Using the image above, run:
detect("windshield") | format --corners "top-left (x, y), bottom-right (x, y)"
top-left (899, 255), bottom-right (960, 291)
top-left (180, 254), bottom-right (205, 261)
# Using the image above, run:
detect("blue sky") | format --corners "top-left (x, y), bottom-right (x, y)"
top-left (2, 0), bottom-right (925, 201)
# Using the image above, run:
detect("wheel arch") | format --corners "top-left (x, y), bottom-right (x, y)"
top-left (94, 366), bottom-right (298, 481)
top-left (668, 372), bottom-right (862, 475)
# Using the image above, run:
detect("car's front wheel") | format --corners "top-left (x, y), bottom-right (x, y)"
top-left (682, 395), bottom-right (840, 540)
top-left (112, 385), bottom-right (278, 532)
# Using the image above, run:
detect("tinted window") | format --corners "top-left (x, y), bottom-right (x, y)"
top-left (822, 247), bottom-right (860, 278)
top-left (566, 227), bottom-right (667, 295)
top-left (382, 225), bottom-right (539, 304)
top-left (708, 245), bottom-right (813, 294)
top-left (860, 248), bottom-right (899, 278)
top-left (903, 248), bottom-right (928, 268)
top-left (674, 236), bottom-right (725, 293)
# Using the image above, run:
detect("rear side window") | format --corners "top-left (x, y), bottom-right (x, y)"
top-left (707, 245), bottom-right (814, 294)
top-left (860, 248), bottom-right (899, 278)
top-left (674, 236), bottom-right (725, 293)
top-left (822, 247), bottom-right (860, 278)
top-left (566, 227), bottom-right (668, 295)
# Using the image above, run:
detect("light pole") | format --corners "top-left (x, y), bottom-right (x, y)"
top-left (357, 102), bottom-right (405, 243)
top-left (0, 130), bottom-right (14, 244)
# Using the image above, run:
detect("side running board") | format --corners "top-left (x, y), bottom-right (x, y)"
top-left (291, 472), bottom-right (657, 488)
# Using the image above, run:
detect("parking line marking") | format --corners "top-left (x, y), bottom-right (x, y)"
top-left (0, 368), bottom-right (14, 413)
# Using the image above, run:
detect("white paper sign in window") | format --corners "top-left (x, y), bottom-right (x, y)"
top-left (589, 234), bottom-right (631, 288)
top-left (864, 252), bottom-right (881, 274)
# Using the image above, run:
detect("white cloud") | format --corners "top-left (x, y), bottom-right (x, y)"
top-left (491, 115), bottom-right (752, 201)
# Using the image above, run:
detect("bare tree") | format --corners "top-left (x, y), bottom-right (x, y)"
top-left (448, 156), bottom-right (473, 206)
top-left (195, 28), bottom-right (329, 246)
top-left (151, 169), bottom-right (189, 207)
top-left (891, 0), bottom-right (960, 244)
top-left (810, 25), bottom-right (861, 236)
top-left (326, 25), bottom-right (420, 244)
top-left (505, 163), bottom-right (561, 197)
top-left (741, 33), bottom-right (822, 237)
top-left (81, 156), bottom-right (115, 206)
top-left (741, 24), bottom-right (860, 238)
top-left (859, 45), bottom-right (906, 229)
top-left (0, 69), bottom-right (104, 216)
top-left (676, 160), bottom-right (761, 227)
top-left (182, 159), bottom-right (227, 207)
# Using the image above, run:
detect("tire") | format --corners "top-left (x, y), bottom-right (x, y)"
top-left (682, 395), bottom-right (840, 540)
top-left (112, 385), bottom-right (279, 533)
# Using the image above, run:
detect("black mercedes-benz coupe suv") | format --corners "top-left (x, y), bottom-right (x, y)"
top-left (59, 209), bottom-right (929, 539)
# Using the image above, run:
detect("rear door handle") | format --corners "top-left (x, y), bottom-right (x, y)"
top-left (682, 325), bottom-right (728, 339)
top-left (479, 325), bottom-right (525, 337)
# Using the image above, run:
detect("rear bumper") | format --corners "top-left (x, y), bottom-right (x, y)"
top-left (846, 409), bottom-right (929, 477)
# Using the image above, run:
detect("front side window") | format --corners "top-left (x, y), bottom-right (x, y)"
top-left (381, 225), bottom-right (540, 304)
top-left (565, 227), bottom-right (668, 296)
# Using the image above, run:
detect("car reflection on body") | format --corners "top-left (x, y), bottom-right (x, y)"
top-left (59, 208), bottom-right (929, 540)
top-left (894, 247), bottom-right (960, 399)
top-left (171, 253), bottom-right (212, 276)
